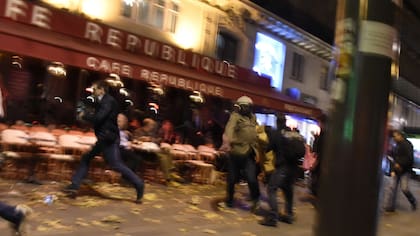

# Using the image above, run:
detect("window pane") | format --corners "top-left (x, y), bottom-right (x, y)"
top-left (216, 32), bottom-right (237, 63)
top-left (152, 0), bottom-right (165, 29)
top-left (138, 0), bottom-right (150, 22)
top-left (167, 1), bottom-right (179, 33)
top-left (121, 2), bottom-right (132, 18)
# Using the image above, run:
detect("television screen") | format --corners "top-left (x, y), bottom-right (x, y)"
top-left (408, 137), bottom-right (420, 171)
top-left (253, 32), bottom-right (286, 90)
top-left (255, 113), bottom-right (276, 129)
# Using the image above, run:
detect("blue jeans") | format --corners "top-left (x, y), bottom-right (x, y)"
top-left (71, 140), bottom-right (144, 198)
top-left (0, 201), bottom-right (20, 224)
top-left (226, 151), bottom-right (260, 205)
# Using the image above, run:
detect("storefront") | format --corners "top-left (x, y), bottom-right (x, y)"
top-left (0, 0), bottom-right (322, 141)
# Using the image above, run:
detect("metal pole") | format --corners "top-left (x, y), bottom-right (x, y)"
top-left (315, 0), bottom-right (395, 235)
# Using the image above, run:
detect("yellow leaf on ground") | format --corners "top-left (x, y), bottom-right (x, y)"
top-left (203, 229), bottom-right (218, 234)
top-left (143, 193), bottom-right (158, 201)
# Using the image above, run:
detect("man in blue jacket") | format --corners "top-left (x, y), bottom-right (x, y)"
top-left (63, 80), bottom-right (144, 204)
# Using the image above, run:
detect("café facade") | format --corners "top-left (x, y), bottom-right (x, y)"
top-left (0, 0), bottom-right (324, 133)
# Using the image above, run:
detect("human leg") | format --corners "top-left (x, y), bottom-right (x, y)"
top-left (120, 148), bottom-right (142, 173)
top-left (225, 154), bottom-right (240, 207)
top-left (259, 169), bottom-right (282, 227)
top-left (400, 173), bottom-right (417, 210)
top-left (103, 142), bottom-right (144, 203)
top-left (0, 202), bottom-right (32, 235)
top-left (70, 142), bottom-right (103, 189)
top-left (157, 152), bottom-right (173, 181)
top-left (244, 155), bottom-right (260, 210)
top-left (0, 201), bottom-right (19, 224)
top-left (279, 170), bottom-right (296, 223)
top-left (385, 174), bottom-right (401, 211)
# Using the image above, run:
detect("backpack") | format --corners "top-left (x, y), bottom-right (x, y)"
top-left (282, 130), bottom-right (306, 165)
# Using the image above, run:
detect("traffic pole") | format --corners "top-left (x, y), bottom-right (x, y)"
top-left (314, 0), bottom-right (396, 235)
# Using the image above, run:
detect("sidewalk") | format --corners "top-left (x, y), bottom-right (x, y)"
top-left (0, 176), bottom-right (419, 236)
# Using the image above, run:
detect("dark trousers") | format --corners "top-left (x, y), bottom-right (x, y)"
top-left (386, 172), bottom-right (417, 209)
top-left (267, 167), bottom-right (296, 219)
top-left (120, 148), bottom-right (142, 173)
top-left (0, 201), bottom-right (20, 225)
top-left (226, 152), bottom-right (260, 204)
top-left (71, 140), bottom-right (144, 198)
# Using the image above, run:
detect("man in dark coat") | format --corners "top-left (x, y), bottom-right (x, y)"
top-left (63, 80), bottom-right (144, 204)
top-left (385, 130), bottom-right (417, 212)
top-left (259, 114), bottom-right (300, 227)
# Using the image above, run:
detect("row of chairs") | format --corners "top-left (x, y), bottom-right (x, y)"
top-left (0, 128), bottom-right (100, 181)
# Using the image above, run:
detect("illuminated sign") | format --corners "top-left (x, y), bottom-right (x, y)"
top-left (1, 0), bottom-right (237, 80)
top-left (253, 32), bottom-right (286, 90)
top-left (85, 56), bottom-right (224, 97)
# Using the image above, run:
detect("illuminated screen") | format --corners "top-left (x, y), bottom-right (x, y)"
top-left (408, 138), bottom-right (420, 163)
top-left (256, 113), bottom-right (277, 129)
top-left (253, 32), bottom-right (286, 90)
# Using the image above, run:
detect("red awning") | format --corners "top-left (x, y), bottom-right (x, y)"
top-left (0, 18), bottom-right (322, 118)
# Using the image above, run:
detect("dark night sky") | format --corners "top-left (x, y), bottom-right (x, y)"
top-left (250, 0), bottom-right (337, 44)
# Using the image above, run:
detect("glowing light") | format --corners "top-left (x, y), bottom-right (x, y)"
top-left (81, 0), bottom-right (106, 19)
top-left (125, 99), bottom-right (134, 106)
top-left (119, 88), bottom-right (129, 97)
top-left (189, 91), bottom-right (204, 103)
top-left (11, 55), bottom-right (22, 69)
top-left (174, 26), bottom-right (199, 49)
top-left (53, 96), bottom-right (63, 103)
top-left (86, 96), bottom-right (95, 103)
top-left (43, 0), bottom-right (70, 8)
top-left (106, 73), bottom-right (124, 87)
top-left (123, 0), bottom-right (136, 6)
top-left (47, 62), bottom-right (66, 78)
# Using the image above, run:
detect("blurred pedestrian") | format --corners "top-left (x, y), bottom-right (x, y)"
top-left (134, 118), bottom-right (183, 185)
top-left (0, 201), bottom-right (32, 235)
top-left (117, 113), bottom-right (142, 174)
top-left (259, 114), bottom-right (305, 227)
top-left (384, 130), bottom-right (417, 212)
top-left (62, 80), bottom-right (144, 204)
top-left (219, 96), bottom-right (260, 212)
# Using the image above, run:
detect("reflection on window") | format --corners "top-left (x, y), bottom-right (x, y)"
top-left (121, 0), bottom-right (179, 33)
top-left (216, 31), bottom-right (238, 64)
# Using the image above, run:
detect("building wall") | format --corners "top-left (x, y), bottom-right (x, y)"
top-left (41, 0), bottom-right (330, 114)
top-left (389, 94), bottom-right (420, 129)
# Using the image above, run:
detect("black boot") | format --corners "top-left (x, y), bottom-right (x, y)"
top-left (278, 214), bottom-right (295, 224)
top-left (259, 216), bottom-right (277, 227)
top-left (404, 191), bottom-right (417, 211)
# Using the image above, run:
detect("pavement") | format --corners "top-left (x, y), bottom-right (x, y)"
top-left (0, 175), bottom-right (420, 236)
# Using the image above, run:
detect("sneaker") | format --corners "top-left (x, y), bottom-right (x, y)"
top-left (278, 214), bottom-right (294, 224)
top-left (62, 184), bottom-right (77, 199)
top-left (165, 180), bottom-right (181, 187)
top-left (412, 202), bottom-right (417, 211)
top-left (217, 201), bottom-right (233, 209)
top-left (170, 173), bottom-right (185, 183)
top-left (250, 201), bottom-right (261, 214)
top-left (384, 207), bottom-right (395, 213)
top-left (11, 204), bottom-right (33, 236)
top-left (259, 217), bottom-right (277, 227)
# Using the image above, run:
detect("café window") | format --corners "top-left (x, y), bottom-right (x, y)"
top-left (121, 0), bottom-right (179, 33)
top-left (290, 52), bottom-right (304, 82)
top-left (216, 31), bottom-right (238, 64)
